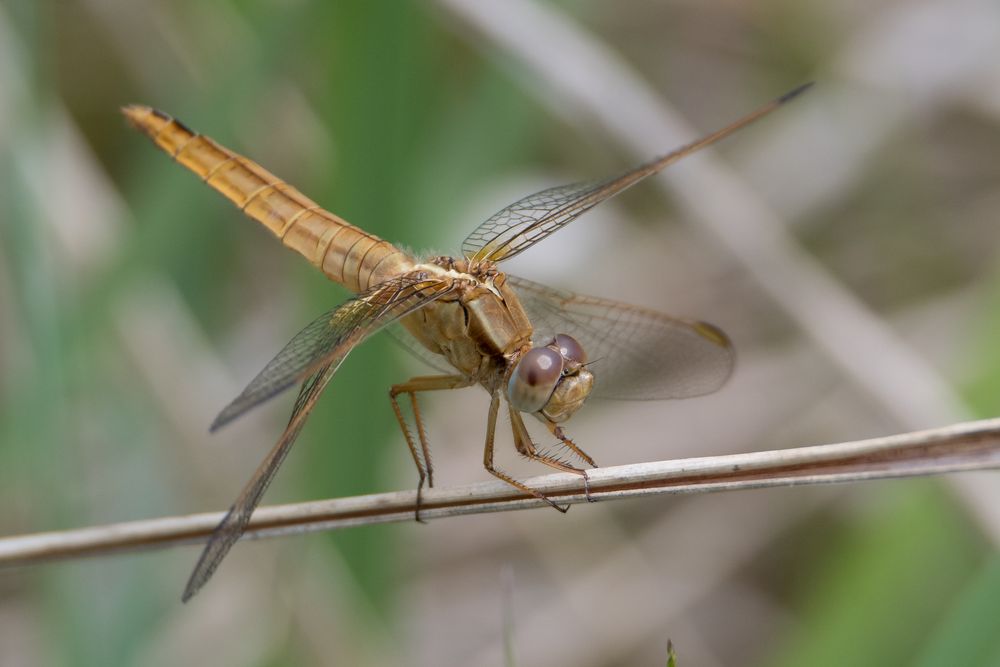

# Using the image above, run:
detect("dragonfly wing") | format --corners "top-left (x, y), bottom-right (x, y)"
top-left (182, 359), bottom-right (340, 602)
top-left (211, 276), bottom-right (455, 431)
top-left (507, 275), bottom-right (734, 400)
top-left (183, 275), bottom-right (457, 601)
top-left (462, 84), bottom-right (811, 263)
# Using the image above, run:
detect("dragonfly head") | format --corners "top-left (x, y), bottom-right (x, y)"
top-left (507, 334), bottom-right (594, 423)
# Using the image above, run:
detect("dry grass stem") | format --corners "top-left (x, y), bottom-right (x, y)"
top-left (2, 418), bottom-right (998, 567)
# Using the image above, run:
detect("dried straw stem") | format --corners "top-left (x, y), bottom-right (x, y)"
top-left (2, 418), bottom-right (999, 567)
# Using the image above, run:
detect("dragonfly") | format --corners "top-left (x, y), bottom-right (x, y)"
top-left (124, 82), bottom-right (809, 602)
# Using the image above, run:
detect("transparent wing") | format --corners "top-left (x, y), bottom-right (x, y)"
top-left (183, 275), bottom-right (457, 601)
top-left (211, 275), bottom-right (455, 431)
top-left (462, 84), bottom-right (811, 263)
top-left (182, 359), bottom-right (340, 602)
top-left (507, 275), bottom-right (734, 400)
top-left (462, 176), bottom-right (615, 263)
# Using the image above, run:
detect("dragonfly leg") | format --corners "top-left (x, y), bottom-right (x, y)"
top-left (511, 410), bottom-right (596, 502)
top-left (510, 409), bottom-right (586, 473)
top-left (390, 374), bottom-right (473, 522)
top-left (483, 393), bottom-right (567, 513)
top-left (543, 421), bottom-right (598, 501)
top-left (543, 421), bottom-right (598, 468)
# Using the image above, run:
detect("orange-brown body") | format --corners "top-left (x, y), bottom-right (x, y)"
top-left (123, 85), bottom-right (795, 601)
top-left (123, 106), bottom-right (412, 293)
top-left (122, 106), bottom-right (536, 394)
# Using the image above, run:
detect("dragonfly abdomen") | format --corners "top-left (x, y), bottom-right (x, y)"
top-left (122, 105), bottom-right (413, 292)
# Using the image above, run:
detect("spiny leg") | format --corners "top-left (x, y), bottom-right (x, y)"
top-left (388, 391), bottom-right (427, 520)
top-left (544, 420), bottom-right (598, 468)
top-left (509, 408), bottom-right (587, 474)
top-left (483, 393), bottom-right (567, 513)
top-left (390, 374), bottom-right (473, 521)
top-left (513, 410), bottom-right (596, 502)
top-left (408, 393), bottom-right (432, 487)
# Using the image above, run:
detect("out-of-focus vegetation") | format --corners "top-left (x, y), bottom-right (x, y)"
top-left (0, 1), bottom-right (998, 665)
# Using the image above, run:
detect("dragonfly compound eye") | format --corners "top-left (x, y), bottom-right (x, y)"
top-left (552, 333), bottom-right (586, 366)
top-left (508, 347), bottom-right (564, 413)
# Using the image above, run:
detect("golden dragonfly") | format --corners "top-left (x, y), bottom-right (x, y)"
top-left (124, 83), bottom-right (808, 601)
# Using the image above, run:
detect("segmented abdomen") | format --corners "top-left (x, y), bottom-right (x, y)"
top-left (122, 105), bottom-right (413, 292)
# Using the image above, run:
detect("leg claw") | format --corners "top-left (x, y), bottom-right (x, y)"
top-left (582, 470), bottom-right (597, 503)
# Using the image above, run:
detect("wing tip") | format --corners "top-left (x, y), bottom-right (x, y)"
top-left (692, 321), bottom-right (732, 349)
top-left (209, 400), bottom-right (243, 433)
top-left (208, 413), bottom-right (229, 433)
top-left (776, 81), bottom-right (815, 105)
top-left (181, 553), bottom-right (215, 603)
top-left (181, 544), bottom-right (212, 603)
top-left (209, 377), bottom-right (302, 433)
top-left (180, 584), bottom-right (198, 604)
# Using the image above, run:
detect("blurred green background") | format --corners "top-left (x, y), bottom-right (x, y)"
top-left (1, 1), bottom-right (999, 665)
